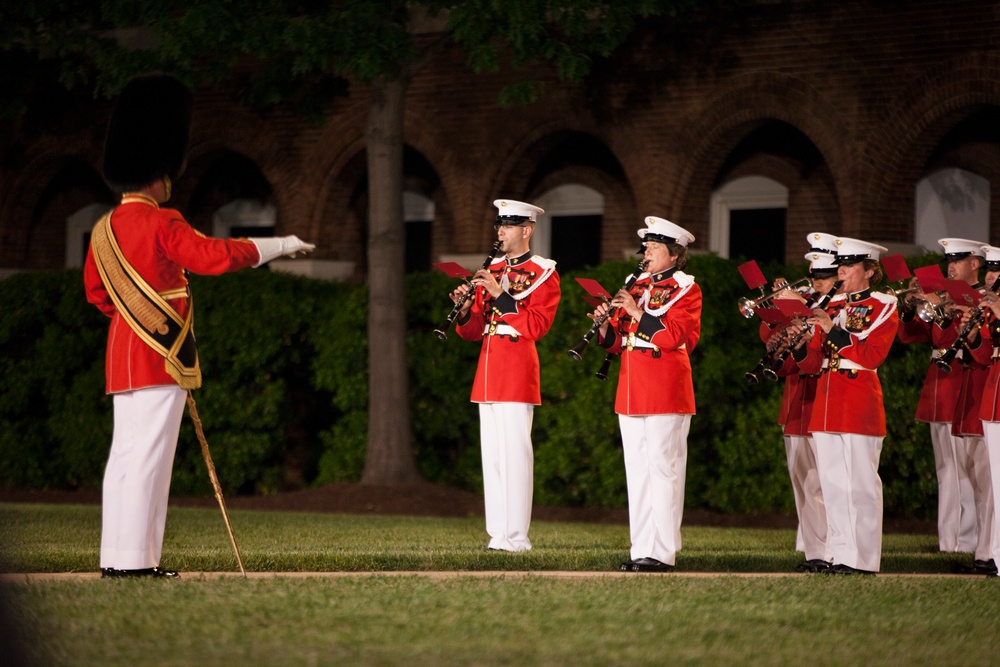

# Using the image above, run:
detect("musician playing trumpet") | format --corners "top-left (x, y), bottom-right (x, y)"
top-left (897, 238), bottom-right (987, 563)
top-left (759, 233), bottom-right (842, 573)
top-left (958, 244), bottom-right (1000, 577)
top-left (589, 217), bottom-right (701, 573)
top-left (782, 237), bottom-right (898, 575)
top-left (448, 199), bottom-right (560, 552)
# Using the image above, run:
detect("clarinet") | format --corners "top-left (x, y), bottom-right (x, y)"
top-left (568, 260), bottom-right (649, 361)
top-left (935, 276), bottom-right (1000, 373)
top-left (761, 280), bottom-right (843, 381)
top-left (433, 240), bottom-right (503, 340)
top-left (594, 261), bottom-right (651, 381)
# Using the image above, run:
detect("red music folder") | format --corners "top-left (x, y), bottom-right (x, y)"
top-left (433, 262), bottom-right (472, 279)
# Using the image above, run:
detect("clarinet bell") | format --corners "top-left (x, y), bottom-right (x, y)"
top-left (433, 328), bottom-right (448, 341)
top-left (935, 359), bottom-right (952, 373)
top-left (762, 367), bottom-right (779, 382)
top-left (744, 370), bottom-right (761, 385)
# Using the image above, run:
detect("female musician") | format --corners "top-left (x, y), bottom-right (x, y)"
top-left (592, 216), bottom-right (701, 573)
top-left (787, 237), bottom-right (898, 575)
top-left (450, 199), bottom-right (560, 552)
top-left (766, 237), bottom-right (841, 573)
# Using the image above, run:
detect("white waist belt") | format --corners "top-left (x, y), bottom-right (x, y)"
top-left (821, 358), bottom-right (872, 371)
top-left (484, 323), bottom-right (522, 337)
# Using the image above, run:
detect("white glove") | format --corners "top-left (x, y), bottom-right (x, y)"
top-left (250, 235), bottom-right (316, 267)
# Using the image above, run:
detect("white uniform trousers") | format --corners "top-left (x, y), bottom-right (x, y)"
top-left (619, 413), bottom-right (690, 566)
top-left (983, 422), bottom-right (1000, 564)
top-left (960, 435), bottom-right (994, 562)
top-left (785, 435), bottom-right (828, 562)
top-left (100, 385), bottom-right (187, 570)
top-left (479, 403), bottom-right (534, 552)
top-left (813, 432), bottom-right (883, 572)
top-left (928, 422), bottom-right (978, 552)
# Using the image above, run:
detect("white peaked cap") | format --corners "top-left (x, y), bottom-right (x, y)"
top-left (637, 216), bottom-right (695, 247)
top-left (806, 232), bottom-right (839, 256)
top-left (835, 236), bottom-right (888, 263)
top-left (805, 251), bottom-right (838, 273)
top-left (938, 237), bottom-right (986, 258)
top-left (982, 244), bottom-right (1000, 264)
top-left (494, 199), bottom-right (544, 222)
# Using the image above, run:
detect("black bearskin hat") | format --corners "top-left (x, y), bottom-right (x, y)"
top-left (102, 74), bottom-right (193, 194)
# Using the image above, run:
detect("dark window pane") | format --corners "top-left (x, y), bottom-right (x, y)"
top-left (406, 219), bottom-right (432, 273)
top-left (551, 214), bottom-right (602, 272)
top-left (729, 208), bottom-right (786, 265)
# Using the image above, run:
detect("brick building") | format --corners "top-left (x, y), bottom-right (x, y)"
top-left (3, 0), bottom-right (1000, 280)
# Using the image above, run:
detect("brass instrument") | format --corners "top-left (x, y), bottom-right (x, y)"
top-left (935, 276), bottom-right (1000, 373)
top-left (738, 276), bottom-right (811, 319)
top-left (568, 260), bottom-right (648, 362)
top-left (914, 292), bottom-right (956, 325)
top-left (745, 280), bottom-right (843, 385)
top-left (433, 240), bottom-right (503, 340)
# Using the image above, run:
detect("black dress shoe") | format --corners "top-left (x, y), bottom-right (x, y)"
top-left (824, 563), bottom-right (876, 576)
top-left (795, 559), bottom-right (832, 573)
top-left (104, 567), bottom-right (180, 579)
top-left (628, 557), bottom-right (674, 573)
top-left (618, 559), bottom-right (635, 572)
top-left (957, 559), bottom-right (998, 575)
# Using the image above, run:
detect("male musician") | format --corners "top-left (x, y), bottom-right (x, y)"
top-left (592, 216), bottom-right (701, 573)
top-left (450, 199), bottom-right (560, 551)
top-left (897, 238), bottom-right (984, 555)
top-left (767, 234), bottom-right (841, 572)
top-left (790, 237), bottom-right (898, 575)
top-left (961, 243), bottom-right (1000, 577)
top-left (962, 245), bottom-right (1000, 577)
top-left (83, 75), bottom-right (314, 578)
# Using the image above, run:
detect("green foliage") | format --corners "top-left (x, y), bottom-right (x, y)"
top-left (0, 255), bottom-right (941, 518)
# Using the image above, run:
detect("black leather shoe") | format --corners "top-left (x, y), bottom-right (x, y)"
top-left (795, 559), bottom-right (832, 573)
top-left (106, 567), bottom-right (180, 579)
top-left (618, 559), bottom-right (635, 572)
top-left (957, 559), bottom-right (998, 575)
top-left (100, 567), bottom-right (119, 578)
top-left (629, 557), bottom-right (674, 573)
top-left (824, 563), bottom-right (876, 576)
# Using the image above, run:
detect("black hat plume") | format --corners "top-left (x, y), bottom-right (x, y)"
top-left (102, 74), bottom-right (193, 194)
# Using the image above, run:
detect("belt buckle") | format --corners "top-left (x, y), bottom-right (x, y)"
top-left (488, 321), bottom-right (498, 336)
top-left (829, 357), bottom-right (840, 372)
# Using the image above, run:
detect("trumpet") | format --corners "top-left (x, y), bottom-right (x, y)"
top-left (935, 276), bottom-right (1000, 373)
top-left (568, 260), bottom-right (649, 361)
top-left (433, 240), bottom-right (502, 340)
top-left (914, 292), bottom-right (956, 325)
top-left (738, 276), bottom-right (811, 319)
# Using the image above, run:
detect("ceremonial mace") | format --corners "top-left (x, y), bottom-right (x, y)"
top-left (186, 391), bottom-right (248, 579)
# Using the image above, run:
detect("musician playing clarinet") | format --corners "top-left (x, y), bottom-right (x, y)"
top-left (449, 199), bottom-right (560, 552)
top-left (591, 217), bottom-right (701, 573)
top-left (786, 237), bottom-right (898, 575)
top-left (765, 234), bottom-right (841, 573)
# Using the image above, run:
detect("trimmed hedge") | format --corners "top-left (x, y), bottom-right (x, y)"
top-left (0, 254), bottom-right (939, 517)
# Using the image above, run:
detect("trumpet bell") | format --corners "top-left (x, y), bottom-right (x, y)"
top-left (738, 296), bottom-right (757, 319)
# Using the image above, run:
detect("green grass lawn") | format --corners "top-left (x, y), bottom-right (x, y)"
top-left (1, 503), bottom-right (996, 666)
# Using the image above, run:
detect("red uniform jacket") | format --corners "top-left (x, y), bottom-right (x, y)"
top-left (896, 312), bottom-right (963, 423)
top-left (971, 311), bottom-right (1000, 422)
top-left (764, 290), bottom-right (830, 438)
top-left (83, 195), bottom-right (260, 394)
top-left (789, 289), bottom-right (898, 436)
top-left (455, 252), bottom-right (560, 404)
top-left (600, 268), bottom-right (702, 416)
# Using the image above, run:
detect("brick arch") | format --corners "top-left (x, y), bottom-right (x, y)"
top-left (862, 51), bottom-right (1000, 242)
top-left (488, 122), bottom-right (638, 260)
top-left (671, 71), bottom-right (851, 251)
top-left (0, 134), bottom-right (109, 268)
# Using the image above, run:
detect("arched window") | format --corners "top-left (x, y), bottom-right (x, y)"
top-left (915, 168), bottom-right (990, 251)
top-left (710, 176), bottom-right (789, 263)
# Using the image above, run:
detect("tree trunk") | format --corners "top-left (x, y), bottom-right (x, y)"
top-left (360, 73), bottom-right (421, 484)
